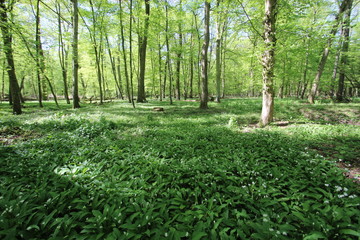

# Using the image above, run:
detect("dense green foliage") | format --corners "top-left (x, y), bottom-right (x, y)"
top-left (1, 0), bottom-right (359, 103)
top-left (1, 98), bottom-right (360, 239)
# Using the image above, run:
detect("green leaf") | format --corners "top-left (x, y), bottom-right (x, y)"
top-left (339, 229), bottom-right (360, 237)
top-left (303, 232), bottom-right (326, 240)
top-left (192, 231), bottom-right (208, 240)
top-left (92, 210), bottom-right (102, 218)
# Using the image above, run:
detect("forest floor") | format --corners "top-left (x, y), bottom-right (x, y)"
top-left (0, 98), bottom-right (359, 239)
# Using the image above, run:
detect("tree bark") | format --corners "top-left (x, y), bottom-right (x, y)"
top-left (137, 0), bottom-right (150, 103)
top-left (106, 35), bottom-right (123, 99)
top-left (158, 39), bottom-right (163, 101)
top-left (336, 0), bottom-right (353, 102)
top-left (175, 25), bottom-right (182, 100)
top-left (199, 1), bottom-right (210, 109)
top-left (56, 2), bottom-right (70, 104)
top-left (118, 1), bottom-right (132, 103)
top-left (215, 0), bottom-right (222, 103)
top-left (260, 0), bottom-right (277, 126)
top-left (308, 0), bottom-right (348, 104)
top-left (35, 0), bottom-right (59, 108)
top-left (165, 3), bottom-right (173, 105)
top-left (129, 0), bottom-right (135, 108)
top-left (72, 0), bottom-right (80, 108)
top-left (0, 0), bottom-right (22, 114)
top-left (189, 33), bottom-right (194, 98)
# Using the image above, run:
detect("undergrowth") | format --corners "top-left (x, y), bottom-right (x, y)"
top-left (0, 98), bottom-right (359, 239)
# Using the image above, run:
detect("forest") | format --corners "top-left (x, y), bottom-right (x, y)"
top-left (1, 0), bottom-right (360, 239)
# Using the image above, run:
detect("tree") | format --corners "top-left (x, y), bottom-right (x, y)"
top-left (199, 1), bottom-right (210, 109)
top-left (308, 0), bottom-right (348, 104)
top-left (137, 0), bottom-right (150, 103)
top-left (56, 1), bottom-right (70, 104)
top-left (165, 2), bottom-right (173, 105)
top-left (72, 0), bottom-right (80, 109)
top-left (336, 0), bottom-right (353, 102)
top-left (118, 0), bottom-right (132, 104)
top-left (34, 0), bottom-right (59, 108)
top-left (0, 0), bottom-right (22, 114)
top-left (260, 0), bottom-right (277, 126)
top-left (215, 0), bottom-right (222, 103)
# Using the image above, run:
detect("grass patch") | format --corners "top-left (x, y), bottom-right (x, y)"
top-left (0, 98), bottom-right (359, 239)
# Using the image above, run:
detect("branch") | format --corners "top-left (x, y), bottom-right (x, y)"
top-left (39, 0), bottom-right (71, 25)
top-left (237, 0), bottom-right (264, 40)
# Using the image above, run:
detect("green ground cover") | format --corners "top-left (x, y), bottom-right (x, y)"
top-left (0, 98), bottom-right (359, 239)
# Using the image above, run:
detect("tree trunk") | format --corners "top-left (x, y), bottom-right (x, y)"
top-left (189, 33), bottom-right (194, 98)
top-left (35, 0), bottom-right (48, 101)
top-left (300, 40), bottom-right (310, 99)
top-left (118, 0), bottom-right (132, 103)
top-left (260, 0), bottom-right (277, 126)
top-left (57, 3), bottom-right (70, 104)
top-left (106, 35), bottom-right (122, 99)
top-left (158, 40), bottom-right (163, 101)
top-left (0, 0), bottom-right (22, 114)
top-left (215, 0), bottom-right (222, 103)
top-left (330, 44), bottom-right (341, 99)
top-left (137, 0), bottom-right (150, 103)
top-left (165, 3), bottom-right (173, 105)
top-left (308, 0), bottom-right (348, 104)
top-left (336, 0), bottom-right (353, 102)
top-left (34, 0), bottom-right (59, 108)
top-left (116, 55), bottom-right (124, 99)
top-left (199, 1), bottom-right (210, 109)
top-left (221, 19), bottom-right (228, 98)
top-left (175, 23), bottom-right (182, 100)
top-left (129, 0), bottom-right (135, 108)
top-left (35, 0), bottom-right (43, 107)
top-left (72, 0), bottom-right (80, 108)
top-left (1, 58), bottom-right (5, 102)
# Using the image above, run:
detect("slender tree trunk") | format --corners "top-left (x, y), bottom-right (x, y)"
top-left (35, 0), bottom-right (59, 107)
top-left (165, 3), bottom-right (173, 105)
top-left (189, 33), bottom-right (194, 98)
top-left (137, 0), bottom-right (150, 103)
top-left (72, 0), bottom-right (80, 108)
top-left (100, 42), bottom-right (107, 100)
top-left (308, 0), bottom-right (348, 104)
top-left (88, 0), bottom-right (103, 104)
top-left (35, 0), bottom-right (43, 107)
top-left (129, 0), bottom-right (135, 108)
top-left (106, 35), bottom-right (122, 99)
top-left (300, 41), bottom-right (310, 99)
top-left (199, 1), bottom-right (210, 109)
top-left (336, 0), bottom-right (353, 102)
top-left (215, 0), bottom-right (222, 103)
top-left (278, 54), bottom-right (286, 98)
top-left (221, 18), bottom-right (228, 98)
top-left (0, 0), bottom-right (21, 114)
top-left (57, 3), bottom-right (70, 104)
top-left (260, 0), bottom-right (277, 126)
top-left (1, 58), bottom-right (5, 102)
top-left (116, 55), bottom-right (124, 99)
top-left (118, 1), bottom-right (132, 103)
top-left (175, 24), bottom-right (182, 100)
top-left (192, 11), bottom-right (201, 98)
top-left (158, 40), bottom-right (163, 101)
top-left (35, 0), bottom-right (48, 101)
top-left (330, 45), bottom-right (341, 99)
top-left (249, 39), bottom-right (257, 97)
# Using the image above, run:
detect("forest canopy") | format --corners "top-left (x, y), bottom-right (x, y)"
top-left (0, 0), bottom-right (359, 116)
